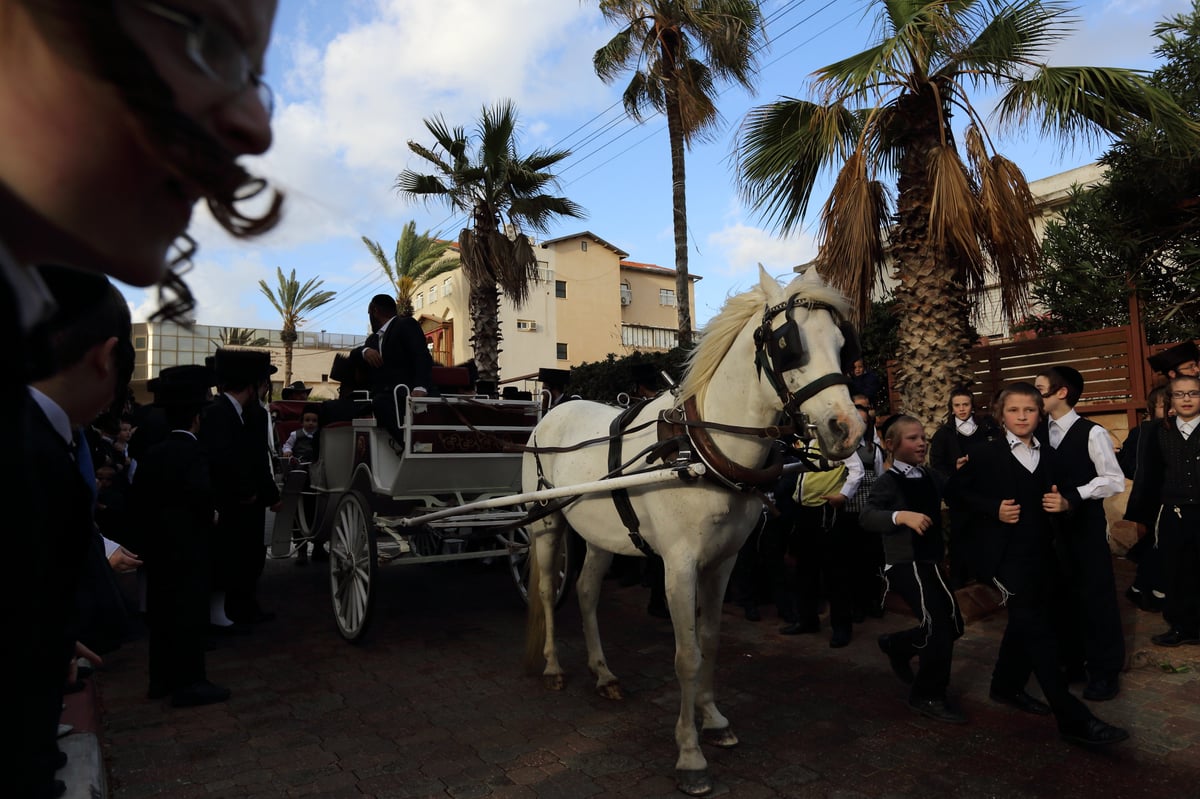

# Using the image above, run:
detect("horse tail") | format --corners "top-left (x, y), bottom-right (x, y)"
top-left (523, 526), bottom-right (548, 675)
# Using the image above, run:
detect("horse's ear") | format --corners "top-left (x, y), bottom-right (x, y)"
top-left (757, 264), bottom-right (782, 303)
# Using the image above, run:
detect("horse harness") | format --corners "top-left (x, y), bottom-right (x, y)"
top-left (600, 294), bottom-right (861, 556)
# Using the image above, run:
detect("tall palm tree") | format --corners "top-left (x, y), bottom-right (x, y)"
top-left (258, 267), bottom-right (337, 387)
top-left (594, 0), bottom-right (764, 347)
top-left (396, 100), bottom-right (585, 383)
top-left (735, 0), bottom-right (1198, 426)
top-left (211, 327), bottom-right (269, 349)
top-left (362, 221), bottom-right (456, 317)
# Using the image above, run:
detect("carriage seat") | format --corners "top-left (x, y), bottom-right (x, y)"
top-left (432, 365), bottom-right (471, 394)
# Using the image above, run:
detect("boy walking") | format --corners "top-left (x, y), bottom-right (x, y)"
top-left (862, 415), bottom-right (965, 723)
top-left (1034, 366), bottom-right (1126, 701)
top-left (951, 383), bottom-right (1127, 747)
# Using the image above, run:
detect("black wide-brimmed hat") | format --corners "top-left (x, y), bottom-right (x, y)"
top-left (148, 364), bottom-right (215, 407)
top-left (281, 380), bottom-right (312, 400)
top-left (1148, 341), bottom-right (1199, 375)
top-left (213, 347), bottom-right (276, 385)
top-left (538, 367), bottom-right (570, 390)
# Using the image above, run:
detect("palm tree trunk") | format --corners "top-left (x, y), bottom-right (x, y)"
top-left (469, 281), bottom-right (502, 383)
top-left (891, 99), bottom-right (974, 432)
top-left (284, 342), bottom-right (293, 389)
top-left (665, 84), bottom-right (693, 348)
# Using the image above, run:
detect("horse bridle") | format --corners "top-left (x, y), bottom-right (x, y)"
top-left (752, 294), bottom-right (860, 438)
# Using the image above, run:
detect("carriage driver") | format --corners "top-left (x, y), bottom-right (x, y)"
top-left (350, 294), bottom-right (435, 436)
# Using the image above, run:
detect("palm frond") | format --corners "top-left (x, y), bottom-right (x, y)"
top-left (594, 26), bottom-right (636, 84)
top-left (735, 98), bottom-right (862, 234)
top-left (815, 149), bottom-right (890, 322)
top-left (926, 143), bottom-right (985, 281)
top-left (976, 154), bottom-right (1039, 320)
top-left (948, 0), bottom-right (1075, 86)
top-left (993, 65), bottom-right (1200, 150)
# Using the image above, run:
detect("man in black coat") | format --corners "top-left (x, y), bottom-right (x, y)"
top-left (202, 348), bottom-right (281, 627)
top-left (20, 266), bottom-right (131, 799)
top-left (134, 364), bottom-right (230, 707)
top-left (351, 294), bottom-right (434, 435)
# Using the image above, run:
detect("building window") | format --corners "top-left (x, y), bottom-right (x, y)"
top-left (659, 288), bottom-right (676, 306)
top-left (134, 336), bottom-right (147, 350)
top-left (581, 240), bottom-right (588, 252)
top-left (429, 285), bottom-right (438, 302)
top-left (414, 293), bottom-right (423, 310)
top-left (535, 262), bottom-right (553, 282)
top-left (516, 319), bottom-right (536, 332)
top-left (556, 342), bottom-right (568, 360)
top-left (443, 277), bottom-right (452, 296)
top-left (555, 280), bottom-right (567, 298)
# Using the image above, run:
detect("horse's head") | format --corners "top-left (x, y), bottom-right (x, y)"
top-left (754, 266), bottom-right (865, 459)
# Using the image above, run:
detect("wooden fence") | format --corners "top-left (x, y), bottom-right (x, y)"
top-left (888, 325), bottom-right (1182, 431)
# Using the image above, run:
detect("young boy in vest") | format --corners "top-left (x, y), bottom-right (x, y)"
top-left (1034, 366), bottom-right (1126, 701)
top-left (862, 415), bottom-right (965, 724)
top-left (951, 382), bottom-right (1128, 747)
top-left (1125, 374), bottom-right (1200, 648)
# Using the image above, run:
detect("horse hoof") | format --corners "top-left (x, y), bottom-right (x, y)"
top-left (702, 725), bottom-right (739, 748)
top-left (596, 681), bottom-right (624, 700)
top-left (543, 674), bottom-right (565, 691)
top-left (676, 769), bottom-right (712, 796)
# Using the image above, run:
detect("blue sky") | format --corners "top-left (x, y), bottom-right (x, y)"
top-left (121, 0), bottom-right (1191, 338)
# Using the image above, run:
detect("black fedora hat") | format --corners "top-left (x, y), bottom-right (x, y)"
top-left (213, 347), bottom-right (276, 385)
top-left (538, 367), bottom-right (571, 390)
top-left (281, 380), bottom-right (312, 400)
top-left (148, 364), bottom-right (215, 407)
top-left (1148, 341), bottom-right (1199, 375)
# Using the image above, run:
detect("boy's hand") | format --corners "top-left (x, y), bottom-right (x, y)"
top-left (998, 499), bottom-right (1020, 524)
top-left (955, 455), bottom-right (969, 470)
top-left (896, 510), bottom-right (932, 535)
top-left (823, 493), bottom-right (846, 509)
top-left (1042, 485), bottom-right (1070, 513)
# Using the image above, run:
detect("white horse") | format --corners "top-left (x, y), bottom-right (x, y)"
top-left (521, 266), bottom-right (865, 796)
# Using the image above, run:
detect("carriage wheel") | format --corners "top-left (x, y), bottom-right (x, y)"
top-left (329, 491), bottom-right (377, 643)
top-left (506, 526), bottom-right (578, 610)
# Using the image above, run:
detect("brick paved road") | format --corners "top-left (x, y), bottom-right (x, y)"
top-left (96, 555), bottom-right (1200, 798)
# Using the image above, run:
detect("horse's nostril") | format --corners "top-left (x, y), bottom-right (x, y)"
top-left (828, 417), bottom-right (846, 436)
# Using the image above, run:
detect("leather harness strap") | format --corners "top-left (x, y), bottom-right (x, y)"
top-left (608, 400), bottom-right (657, 556)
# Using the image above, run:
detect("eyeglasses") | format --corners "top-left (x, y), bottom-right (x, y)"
top-left (854, 405), bottom-right (873, 413)
top-left (133, 1), bottom-right (274, 118)
top-left (1171, 390), bottom-right (1200, 399)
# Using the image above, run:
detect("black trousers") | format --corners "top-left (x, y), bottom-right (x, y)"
top-left (991, 561), bottom-right (1092, 730)
top-left (883, 561), bottom-right (962, 700)
top-left (1160, 504), bottom-right (1200, 633)
top-left (216, 504), bottom-right (268, 621)
top-left (946, 508), bottom-right (977, 589)
top-left (147, 537), bottom-right (210, 692)
top-left (1054, 517), bottom-right (1125, 680)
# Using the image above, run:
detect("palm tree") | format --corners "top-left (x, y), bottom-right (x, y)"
top-left (396, 100), bottom-right (585, 383)
top-left (361, 221), bottom-right (456, 317)
top-left (210, 327), bottom-right (269, 349)
top-left (735, 0), bottom-right (1198, 426)
top-left (258, 267), bottom-right (337, 387)
top-left (594, 0), bottom-right (764, 347)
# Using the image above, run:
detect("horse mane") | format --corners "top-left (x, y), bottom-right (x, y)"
top-left (676, 270), bottom-right (850, 405)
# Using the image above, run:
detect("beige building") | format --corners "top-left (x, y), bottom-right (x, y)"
top-left (411, 230), bottom-right (698, 383)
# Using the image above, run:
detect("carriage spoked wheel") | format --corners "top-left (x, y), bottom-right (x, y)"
top-left (505, 525), bottom-right (579, 610)
top-left (329, 490), bottom-right (377, 643)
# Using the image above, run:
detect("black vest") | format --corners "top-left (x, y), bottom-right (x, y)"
top-left (892, 471), bottom-right (945, 564)
top-left (1053, 417), bottom-right (1106, 526)
top-left (1158, 424), bottom-right (1200, 506)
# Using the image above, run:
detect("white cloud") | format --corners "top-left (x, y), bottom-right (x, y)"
top-left (704, 222), bottom-right (818, 278)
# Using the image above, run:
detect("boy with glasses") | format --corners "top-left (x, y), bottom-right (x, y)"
top-left (1125, 375), bottom-right (1200, 647)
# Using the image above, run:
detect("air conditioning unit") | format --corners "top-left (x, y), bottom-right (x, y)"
top-left (620, 287), bottom-right (632, 306)
top-left (527, 321), bottom-right (537, 331)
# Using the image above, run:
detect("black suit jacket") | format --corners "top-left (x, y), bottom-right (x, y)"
top-left (200, 395), bottom-right (278, 512)
top-left (948, 436), bottom-right (1062, 586)
top-left (356, 314), bottom-right (434, 394)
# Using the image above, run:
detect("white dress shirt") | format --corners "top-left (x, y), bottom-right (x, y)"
top-left (1179, 416), bottom-right (1197, 440)
top-left (1048, 409), bottom-right (1125, 500)
top-left (1007, 430), bottom-right (1040, 473)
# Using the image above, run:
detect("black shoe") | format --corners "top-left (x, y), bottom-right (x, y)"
top-left (780, 618), bottom-right (820, 635)
top-left (1151, 627), bottom-right (1200, 647)
top-left (989, 689), bottom-right (1052, 715)
top-left (743, 605), bottom-right (762, 622)
top-left (31, 779), bottom-right (66, 799)
top-left (878, 634), bottom-right (914, 684)
top-left (1061, 664), bottom-right (1087, 685)
top-left (829, 627), bottom-right (852, 648)
top-left (851, 609), bottom-right (866, 624)
top-left (1083, 676), bottom-right (1120, 702)
top-left (171, 680), bottom-right (231, 708)
top-left (907, 697), bottom-right (967, 724)
top-left (1060, 717), bottom-right (1129, 747)
top-left (230, 609), bottom-right (276, 625)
